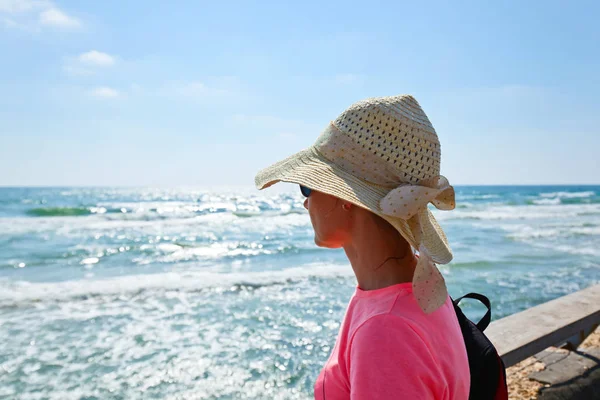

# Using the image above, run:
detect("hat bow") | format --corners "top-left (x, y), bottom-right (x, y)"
top-left (379, 175), bottom-right (455, 220)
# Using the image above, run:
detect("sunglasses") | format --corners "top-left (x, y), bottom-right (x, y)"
top-left (299, 185), bottom-right (312, 198)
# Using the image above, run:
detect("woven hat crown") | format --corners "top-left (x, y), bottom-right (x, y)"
top-left (314, 95), bottom-right (441, 187)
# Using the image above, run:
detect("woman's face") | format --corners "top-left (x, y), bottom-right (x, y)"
top-left (303, 190), bottom-right (351, 248)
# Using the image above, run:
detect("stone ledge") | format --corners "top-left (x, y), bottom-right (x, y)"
top-left (507, 326), bottom-right (600, 400)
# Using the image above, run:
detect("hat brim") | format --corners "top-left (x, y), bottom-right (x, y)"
top-left (255, 146), bottom-right (453, 264)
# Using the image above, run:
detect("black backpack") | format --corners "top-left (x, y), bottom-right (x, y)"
top-left (452, 293), bottom-right (508, 400)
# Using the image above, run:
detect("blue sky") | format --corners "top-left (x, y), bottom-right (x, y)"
top-left (1, 0), bottom-right (599, 187)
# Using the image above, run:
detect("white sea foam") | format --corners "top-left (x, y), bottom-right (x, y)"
top-left (540, 191), bottom-right (595, 199)
top-left (570, 226), bottom-right (600, 236)
top-left (499, 221), bottom-right (600, 241)
top-left (0, 263), bottom-right (353, 306)
top-left (535, 243), bottom-right (600, 257)
top-left (456, 194), bottom-right (500, 201)
top-left (80, 257), bottom-right (100, 265)
top-left (434, 203), bottom-right (600, 221)
top-left (0, 209), bottom-right (310, 238)
top-left (532, 198), bottom-right (561, 205)
top-left (153, 242), bottom-right (268, 262)
top-left (156, 243), bottom-right (183, 252)
top-left (505, 227), bottom-right (561, 240)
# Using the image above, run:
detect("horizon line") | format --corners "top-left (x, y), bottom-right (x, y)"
top-left (1, 183), bottom-right (599, 189)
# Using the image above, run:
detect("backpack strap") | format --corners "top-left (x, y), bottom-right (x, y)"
top-left (453, 292), bottom-right (492, 331)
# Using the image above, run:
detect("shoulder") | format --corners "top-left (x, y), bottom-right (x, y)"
top-left (350, 313), bottom-right (428, 350)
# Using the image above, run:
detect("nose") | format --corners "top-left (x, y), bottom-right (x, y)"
top-left (303, 198), bottom-right (309, 210)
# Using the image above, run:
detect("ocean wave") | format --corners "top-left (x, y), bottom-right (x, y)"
top-left (26, 207), bottom-right (94, 217)
top-left (232, 209), bottom-right (305, 218)
top-left (0, 209), bottom-right (311, 239)
top-left (456, 203), bottom-right (473, 209)
top-left (561, 197), bottom-right (600, 205)
top-left (530, 198), bottom-right (561, 205)
top-left (134, 242), bottom-right (314, 264)
top-left (232, 211), bottom-right (262, 218)
top-left (24, 201), bottom-right (307, 221)
top-left (505, 228), bottom-right (561, 240)
top-left (499, 220), bottom-right (600, 241)
top-left (435, 203), bottom-right (600, 221)
top-left (25, 206), bottom-right (129, 217)
top-left (540, 191), bottom-right (595, 199)
top-left (456, 194), bottom-right (501, 201)
top-left (570, 226), bottom-right (600, 236)
top-left (447, 260), bottom-right (498, 269)
top-left (0, 263), bottom-right (353, 308)
top-left (535, 243), bottom-right (600, 257)
top-left (528, 197), bottom-right (600, 206)
top-left (0, 237), bottom-right (317, 270)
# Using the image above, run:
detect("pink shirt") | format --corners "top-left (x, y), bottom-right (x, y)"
top-left (314, 282), bottom-right (470, 400)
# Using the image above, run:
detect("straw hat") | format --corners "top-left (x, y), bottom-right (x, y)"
top-left (254, 95), bottom-right (456, 314)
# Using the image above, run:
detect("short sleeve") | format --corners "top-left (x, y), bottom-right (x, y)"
top-left (349, 314), bottom-right (446, 400)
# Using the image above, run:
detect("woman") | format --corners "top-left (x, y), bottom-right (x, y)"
top-left (254, 95), bottom-right (469, 399)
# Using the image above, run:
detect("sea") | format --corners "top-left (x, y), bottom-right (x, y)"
top-left (0, 185), bottom-right (598, 399)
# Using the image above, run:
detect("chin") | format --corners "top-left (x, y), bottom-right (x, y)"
top-left (314, 236), bottom-right (342, 249)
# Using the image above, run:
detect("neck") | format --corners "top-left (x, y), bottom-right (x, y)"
top-left (343, 212), bottom-right (417, 291)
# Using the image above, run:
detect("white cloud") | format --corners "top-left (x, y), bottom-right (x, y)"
top-left (78, 51), bottom-right (115, 67)
top-left (0, 0), bottom-right (81, 30)
top-left (90, 87), bottom-right (120, 99)
top-left (0, 0), bottom-right (49, 13)
top-left (39, 8), bottom-right (80, 28)
top-left (63, 51), bottom-right (116, 76)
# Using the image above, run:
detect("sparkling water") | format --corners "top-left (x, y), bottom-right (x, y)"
top-left (1, 185), bottom-right (599, 399)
